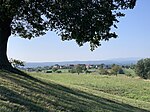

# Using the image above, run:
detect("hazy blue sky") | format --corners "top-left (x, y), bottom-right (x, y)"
top-left (8, 1), bottom-right (150, 62)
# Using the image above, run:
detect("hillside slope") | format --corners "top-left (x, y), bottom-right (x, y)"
top-left (0, 71), bottom-right (150, 112)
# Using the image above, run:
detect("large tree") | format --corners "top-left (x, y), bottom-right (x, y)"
top-left (136, 58), bottom-right (150, 79)
top-left (0, 0), bottom-right (136, 72)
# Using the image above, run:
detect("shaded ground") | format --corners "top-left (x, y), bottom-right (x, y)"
top-left (0, 71), bottom-right (149, 112)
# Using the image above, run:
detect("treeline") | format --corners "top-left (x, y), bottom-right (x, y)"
top-left (68, 64), bottom-right (134, 76)
top-left (26, 63), bottom-right (135, 76)
top-left (16, 58), bottom-right (150, 80)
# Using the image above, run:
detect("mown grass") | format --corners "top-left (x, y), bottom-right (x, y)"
top-left (0, 71), bottom-right (150, 112)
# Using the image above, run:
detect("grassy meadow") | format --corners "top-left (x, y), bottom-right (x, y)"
top-left (0, 71), bottom-right (150, 112)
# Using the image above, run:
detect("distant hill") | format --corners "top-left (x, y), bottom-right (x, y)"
top-left (24, 57), bottom-right (141, 68)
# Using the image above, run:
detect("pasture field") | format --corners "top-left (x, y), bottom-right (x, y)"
top-left (0, 71), bottom-right (150, 112)
top-left (33, 73), bottom-right (150, 102)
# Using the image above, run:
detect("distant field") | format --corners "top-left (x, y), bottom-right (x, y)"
top-left (1, 71), bottom-right (150, 112)
top-left (32, 73), bottom-right (150, 102)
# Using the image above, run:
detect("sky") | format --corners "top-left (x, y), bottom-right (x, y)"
top-left (8, 1), bottom-right (150, 62)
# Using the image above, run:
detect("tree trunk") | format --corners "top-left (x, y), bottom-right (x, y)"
top-left (0, 22), bottom-right (13, 71)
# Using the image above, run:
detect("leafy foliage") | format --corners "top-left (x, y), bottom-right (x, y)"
top-left (99, 68), bottom-right (108, 75)
top-left (9, 58), bottom-right (25, 68)
top-left (136, 58), bottom-right (150, 79)
top-left (52, 67), bottom-right (58, 72)
top-left (75, 65), bottom-right (83, 74)
top-left (68, 65), bottom-right (83, 74)
top-left (111, 64), bottom-right (122, 75)
top-left (0, 0), bottom-right (136, 50)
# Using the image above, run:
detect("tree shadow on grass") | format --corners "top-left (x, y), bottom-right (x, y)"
top-left (0, 71), bottom-right (150, 112)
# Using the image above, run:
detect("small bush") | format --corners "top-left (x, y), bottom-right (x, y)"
top-left (56, 71), bottom-right (62, 73)
top-left (52, 68), bottom-right (58, 72)
top-left (46, 70), bottom-right (52, 73)
top-left (126, 73), bottom-right (132, 77)
top-left (118, 69), bottom-right (125, 74)
top-left (99, 68), bottom-right (108, 75)
top-left (85, 70), bottom-right (91, 74)
top-left (68, 69), bottom-right (76, 73)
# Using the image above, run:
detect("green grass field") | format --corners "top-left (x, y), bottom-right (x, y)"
top-left (0, 71), bottom-right (150, 112)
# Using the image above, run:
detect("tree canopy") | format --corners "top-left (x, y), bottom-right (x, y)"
top-left (136, 58), bottom-right (150, 79)
top-left (0, 0), bottom-right (136, 50)
top-left (0, 0), bottom-right (136, 72)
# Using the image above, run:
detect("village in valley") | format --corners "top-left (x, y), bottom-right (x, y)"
top-left (24, 63), bottom-right (134, 76)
